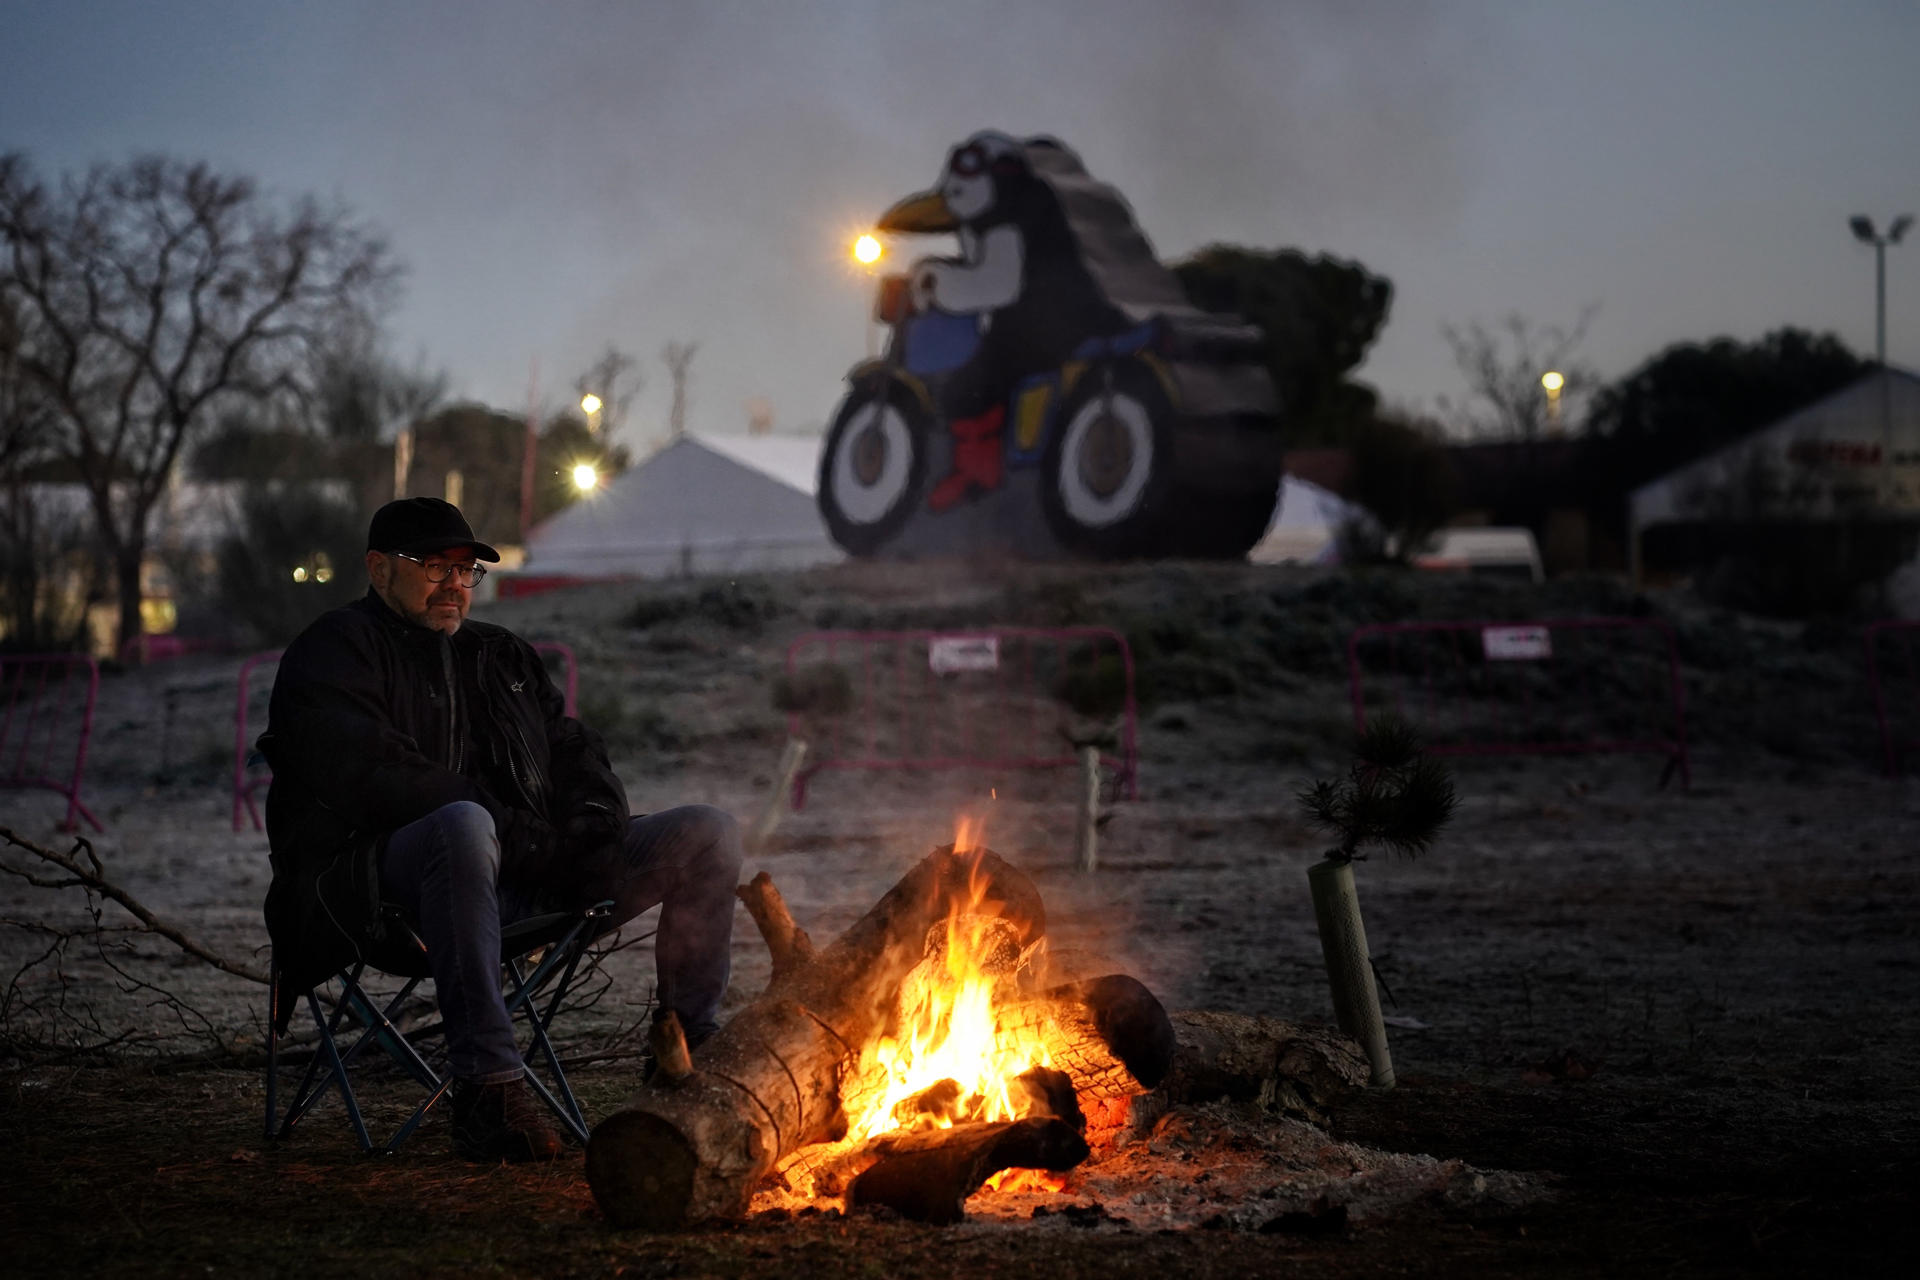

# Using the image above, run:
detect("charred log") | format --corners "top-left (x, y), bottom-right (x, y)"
top-left (1011, 1065), bottom-right (1083, 1129)
top-left (586, 847), bottom-right (1045, 1229)
top-left (848, 1118), bottom-right (1090, 1225)
top-left (1150, 1010), bottom-right (1368, 1126)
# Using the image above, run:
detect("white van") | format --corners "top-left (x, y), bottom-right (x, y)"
top-left (1411, 527), bottom-right (1545, 583)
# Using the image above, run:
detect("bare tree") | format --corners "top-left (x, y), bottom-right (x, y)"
top-left (1440, 306), bottom-right (1599, 440)
top-left (0, 153), bottom-right (396, 657)
top-left (661, 340), bottom-right (699, 441)
top-left (573, 344), bottom-right (642, 442)
top-left (1, 294), bottom-right (95, 649)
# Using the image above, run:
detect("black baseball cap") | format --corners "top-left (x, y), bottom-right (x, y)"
top-left (367, 497), bottom-right (501, 562)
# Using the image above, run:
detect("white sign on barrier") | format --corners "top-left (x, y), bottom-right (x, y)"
top-left (1482, 625), bottom-right (1553, 661)
top-left (928, 635), bottom-right (1000, 674)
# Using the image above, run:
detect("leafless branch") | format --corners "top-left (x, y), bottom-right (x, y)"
top-left (0, 824), bottom-right (269, 985)
top-left (1440, 305), bottom-right (1600, 440)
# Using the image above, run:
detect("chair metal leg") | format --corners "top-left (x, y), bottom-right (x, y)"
top-left (264, 964), bottom-right (281, 1141)
top-left (306, 988), bottom-right (374, 1152)
top-left (497, 903), bottom-right (610, 1145)
top-left (505, 947), bottom-right (591, 1144)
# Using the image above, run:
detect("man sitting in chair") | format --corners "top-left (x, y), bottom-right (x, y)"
top-left (261, 497), bottom-right (742, 1162)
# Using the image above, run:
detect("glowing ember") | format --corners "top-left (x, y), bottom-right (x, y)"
top-left (981, 1167), bottom-right (1071, 1194)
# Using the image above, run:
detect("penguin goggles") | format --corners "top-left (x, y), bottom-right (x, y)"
top-left (947, 142), bottom-right (1010, 178)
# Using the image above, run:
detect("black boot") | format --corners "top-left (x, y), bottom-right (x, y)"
top-left (450, 1077), bottom-right (565, 1163)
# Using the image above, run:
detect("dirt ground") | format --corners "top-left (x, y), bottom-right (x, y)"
top-left (2, 559), bottom-right (1916, 1277)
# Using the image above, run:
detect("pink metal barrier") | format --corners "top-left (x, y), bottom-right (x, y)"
top-left (1866, 620), bottom-right (1920, 775)
top-left (1346, 617), bottom-right (1690, 787)
top-left (782, 627), bottom-right (1139, 808)
top-left (232, 640), bottom-right (582, 831)
top-left (1, 653), bottom-right (104, 832)
top-left (536, 641), bottom-right (579, 723)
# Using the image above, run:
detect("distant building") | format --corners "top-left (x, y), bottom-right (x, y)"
top-left (1627, 366), bottom-right (1920, 585)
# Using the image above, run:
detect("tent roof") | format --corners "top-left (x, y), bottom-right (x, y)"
top-left (691, 432), bottom-right (823, 496)
top-left (520, 433), bottom-right (836, 576)
top-left (1269, 473), bottom-right (1364, 530)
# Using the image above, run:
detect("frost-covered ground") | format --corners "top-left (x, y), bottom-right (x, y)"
top-left (3, 561), bottom-right (1915, 1273)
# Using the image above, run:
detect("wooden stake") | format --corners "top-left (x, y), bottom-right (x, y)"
top-left (1073, 744), bottom-right (1101, 872)
top-left (747, 738), bottom-right (808, 852)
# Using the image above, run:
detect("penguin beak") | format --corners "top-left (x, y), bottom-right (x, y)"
top-left (877, 189), bottom-right (957, 234)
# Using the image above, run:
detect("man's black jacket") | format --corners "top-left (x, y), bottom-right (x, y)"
top-left (259, 590), bottom-right (626, 1014)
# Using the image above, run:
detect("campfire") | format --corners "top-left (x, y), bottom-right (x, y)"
top-left (586, 826), bottom-right (1176, 1229)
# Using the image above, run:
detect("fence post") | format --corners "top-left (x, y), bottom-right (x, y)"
top-left (748, 738), bottom-right (809, 853)
top-left (1073, 744), bottom-right (1101, 872)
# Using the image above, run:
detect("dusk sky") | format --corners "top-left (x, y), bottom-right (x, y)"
top-left (5, 1), bottom-right (1916, 449)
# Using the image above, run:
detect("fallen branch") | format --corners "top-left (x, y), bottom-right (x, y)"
top-left (0, 825), bottom-right (268, 986)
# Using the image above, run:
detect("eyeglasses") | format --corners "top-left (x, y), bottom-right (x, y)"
top-left (388, 551), bottom-right (488, 588)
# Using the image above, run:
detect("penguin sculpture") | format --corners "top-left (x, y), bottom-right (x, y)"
top-left (878, 131), bottom-right (1129, 511)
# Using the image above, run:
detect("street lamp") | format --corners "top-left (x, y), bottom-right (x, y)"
top-left (579, 392), bottom-right (603, 437)
top-left (1850, 214), bottom-right (1913, 507)
top-left (1541, 369), bottom-right (1565, 433)
top-left (571, 462), bottom-right (599, 493)
top-left (1849, 213), bottom-right (1913, 366)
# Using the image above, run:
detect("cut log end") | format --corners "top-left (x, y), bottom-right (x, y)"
top-left (586, 1110), bottom-right (701, 1231)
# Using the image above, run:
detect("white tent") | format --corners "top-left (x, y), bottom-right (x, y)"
top-left (513, 433), bottom-right (841, 583)
top-left (1248, 474), bottom-right (1369, 565)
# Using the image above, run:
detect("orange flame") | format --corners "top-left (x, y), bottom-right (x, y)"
top-left (952, 812), bottom-right (986, 854)
top-left (839, 816), bottom-right (1059, 1155)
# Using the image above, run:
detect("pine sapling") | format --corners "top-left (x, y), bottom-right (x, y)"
top-left (1298, 716), bottom-right (1457, 866)
top-left (1297, 717), bottom-right (1455, 1087)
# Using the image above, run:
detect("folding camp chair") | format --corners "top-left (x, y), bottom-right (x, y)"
top-left (264, 899), bottom-right (614, 1154)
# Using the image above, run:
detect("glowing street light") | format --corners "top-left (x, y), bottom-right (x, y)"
top-left (853, 233), bottom-right (882, 266)
top-left (579, 392), bottom-right (602, 415)
top-left (1541, 369), bottom-right (1565, 433)
top-left (571, 462), bottom-right (599, 492)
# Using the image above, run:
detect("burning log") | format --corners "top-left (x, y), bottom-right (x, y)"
top-left (994, 975), bottom-right (1177, 1099)
top-left (586, 846), bottom-right (1045, 1230)
top-left (848, 1118), bottom-right (1091, 1225)
top-left (765, 974), bottom-right (1168, 1211)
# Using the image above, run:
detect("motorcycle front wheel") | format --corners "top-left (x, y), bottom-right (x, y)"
top-left (817, 382), bottom-right (929, 556)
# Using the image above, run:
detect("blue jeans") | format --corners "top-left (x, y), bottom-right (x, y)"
top-left (379, 801), bottom-right (742, 1083)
